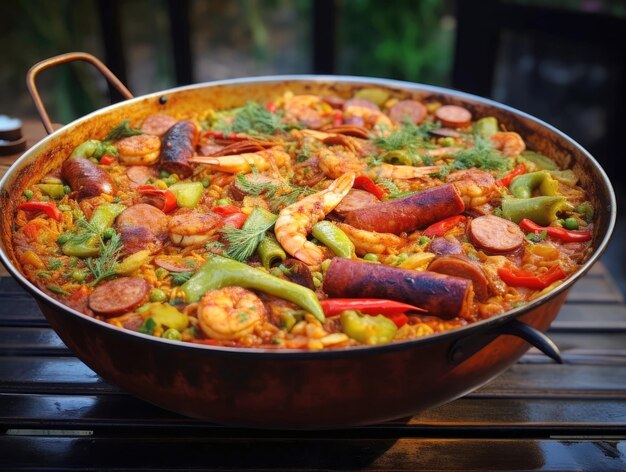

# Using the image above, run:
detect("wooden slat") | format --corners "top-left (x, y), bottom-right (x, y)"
top-left (0, 436), bottom-right (624, 470)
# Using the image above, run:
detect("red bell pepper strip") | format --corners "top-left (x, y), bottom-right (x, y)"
top-left (333, 110), bottom-right (343, 127)
top-left (385, 312), bottom-right (409, 328)
top-left (212, 205), bottom-right (242, 217)
top-left (422, 215), bottom-right (466, 238)
top-left (99, 154), bottom-right (116, 165)
top-left (222, 212), bottom-right (247, 229)
top-left (17, 202), bottom-right (63, 222)
top-left (519, 218), bottom-right (592, 243)
top-left (497, 163), bottom-right (526, 188)
top-left (136, 185), bottom-right (177, 213)
top-left (320, 298), bottom-right (426, 317)
top-left (203, 130), bottom-right (248, 141)
top-left (353, 175), bottom-right (386, 200)
top-left (498, 265), bottom-right (567, 290)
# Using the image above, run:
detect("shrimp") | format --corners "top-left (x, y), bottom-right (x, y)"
top-left (198, 287), bottom-right (267, 340)
top-left (190, 148), bottom-right (291, 174)
top-left (447, 169), bottom-right (498, 208)
top-left (116, 134), bottom-right (161, 166)
top-left (283, 94), bottom-right (331, 129)
top-left (335, 223), bottom-right (404, 256)
top-left (275, 172), bottom-right (355, 265)
top-left (343, 104), bottom-right (393, 132)
top-left (168, 212), bottom-right (223, 247)
top-left (490, 131), bottom-right (525, 157)
top-left (317, 146), bottom-right (365, 179)
top-left (370, 164), bottom-right (442, 180)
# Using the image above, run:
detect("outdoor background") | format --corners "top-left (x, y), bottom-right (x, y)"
top-left (1, 0), bottom-right (625, 291)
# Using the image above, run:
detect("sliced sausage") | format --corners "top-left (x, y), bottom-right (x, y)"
top-left (428, 255), bottom-right (490, 301)
top-left (334, 189), bottom-right (379, 215)
top-left (119, 226), bottom-right (163, 256)
top-left (429, 237), bottom-right (463, 256)
top-left (343, 98), bottom-right (380, 112)
top-left (141, 114), bottom-right (177, 136)
top-left (62, 157), bottom-right (116, 201)
top-left (323, 258), bottom-right (474, 320)
top-left (126, 166), bottom-right (158, 187)
top-left (322, 96), bottom-right (345, 109)
top-left (89, 277), bottom-right (149, 316)
top-left (343, 184), bottom-right (465, 234)
top-left (154, 255), bottom-right (198, 273)
top-left (389, 100), bottom-right (427, 125)
top-left (160, 120), bottom-right (198, 178)
top-left (282, 258), bottom-right (315, 290)
top-left (468, 215), bottom-right (524, 254)
top-left (228, 173), bottom-right (280, 201)
top-left (435, 105), bottom-right (472, 128)
top-left (116, 203), bottom-right (169, 241)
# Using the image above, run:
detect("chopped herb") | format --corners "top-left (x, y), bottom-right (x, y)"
top-left (37, 271), bottom-right (51, 279)
top-left (237, 312), bottom-right (249, 322)
top-left (48, 258), bottom-right (63, 270)
top-left (376, 178), bottom-right (418, 199)
top-left (418, 236), bottom-right (431, 245)
top-left (205, 240), bottom-right (225, 253)
top-left (218, 101), bottom-right (288, 136)
top-left (105, 119), bottom-right (143, 142)
top-left (525, 230), bottom-right (548, 243)
top-left (374, 120), bottom-right (440, 152)
top-left (221, 207), bottom-right (278, 262)
top-left (47, 285), bottom-right (70, 296)
top-left (451, 135), bottom-right (511, 172)
top-left (85, 231), bottom-right (123, 286)
top-left (171, 271), bottom-right (194, 286)
top-left (138, 317), bottom-right (157, 335)
top-left (235, 174), bottom-right (314, 212)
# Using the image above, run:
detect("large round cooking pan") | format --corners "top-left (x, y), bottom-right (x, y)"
top-left (0, 53), bottom-right (616, 428)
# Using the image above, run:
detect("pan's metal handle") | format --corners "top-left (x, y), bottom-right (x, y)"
top-left (448, 319), bottom-right (562, 365)
top-left (26, 52), bottom-right (134, 135)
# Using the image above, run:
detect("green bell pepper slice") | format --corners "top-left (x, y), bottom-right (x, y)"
top-left (518, 151), bottom-right (559, 171)
top-left (340, 310), bottom-right (398, 345)
top-left (169, 182), bottom-right (204, 208)
top-left (181, 255), bottom-right (325, 322)
top-left (509, 171), bottom-right (559, 199)
top-left (502, 196), bottom-right (570, 225)
top-left (257, 235), bottom-right (286, 270)
top-left (61, 203), bottom-right (125, 257)
top-left (311, 221), bottom-right (355, 259)
top-left (37, 184), bottom-right (65, 199)
top-left (474, 117), bottom-right (498, 137)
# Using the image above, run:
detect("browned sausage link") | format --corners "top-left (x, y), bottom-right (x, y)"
top-left (435, 105), bottom-right (472, 128)
top-left (343, 184), bottom-right (465, 234)
top-left (428, 255), bottom-right (490, 302)
top-left (116, 203), bottom-right (169, 241)
top-left (61, 157), bottom-right (116, 201)
top-left (160, 120), bottom-right (198, 178)
top-left (88, 277), bottom-right (149, 316)
top-left (468, 215), bottom-right (525, 254)
top-left (323, 258), bottom-right (474, 320)
top-left (389, 100), bottom-right (427, 125)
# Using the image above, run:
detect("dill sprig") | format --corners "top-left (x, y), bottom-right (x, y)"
top-left (64, 218), bottom-right (100, 245)
top-left (213, 102), bottom-right (288, 137)
top-left (172, 271), bottom-right (194, 286)
top-left (376, 178), bottom-right (419, 199)
top-left (221, 207), bottom-right (278, 262)
top-left (235, 174), bottom-right (314, 212)
top-left (85, 231), bottom-right (123, 286)
top-left (374, 120), bottom-right (440, 152)
top-left (105, 119), bottom-right (143, 142)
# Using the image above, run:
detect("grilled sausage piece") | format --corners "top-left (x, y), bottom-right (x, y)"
top-left (89, 277), bottom-right (149, 316)
top-left (119, 226), bottom-right (163, 256)
top-left (435, 105), bottom-right (472, 128)
top-left (334, 189), bottom-right (379, 215)
top-left (428, 255), bottom-right (490, 302)
top-left (62, 157), bottom-right (116, 201)
top-left (141, 114), bottom-right (177, 136)
top-left (429, 237), bottom-right (463, 255)
top-left (343, 184), bottom-right (465, 234)
top-left (160, 120), bottom-right (198, 178)
top-left (468, 215), bottom-right (525, 254)
top-left (323, 258), bottom-right (474, 320)
top-left (389, 100), bottom-right (427, 124)
top-left (116, 203), bottom-right (169, 241)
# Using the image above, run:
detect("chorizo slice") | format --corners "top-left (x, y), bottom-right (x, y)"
top-left (116, 203), bottom-right (169, 241)
top-left (428, 237), bottom-right (463, 256)
top-left (468, 215), bottom-right (524, 254)
top-left (428, 255), bottom-right (490, 302)
top-left (389, 100), bottom-right (427, 125)
top-left (89, 277), bottom-right (149, 316)
top-left (343, 184), bottom-right (465, 234)
top-left (323, 257), bottom-right (474, 320)
top-left (119, 226), bottom-right (163, 256)
top-left (126, 165), bottom-right (158, 188)
top-left (62, 157), bottom-right (116, 201)
top-left (141, 114), bottom-right (177, 136)
top-left (160, 120), bottom-right (198, 178)
top-left (435, 105), bottom-right (472, 128)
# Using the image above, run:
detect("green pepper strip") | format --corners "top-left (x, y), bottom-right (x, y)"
top-left (257, 235), bottom-right (286, 270)
top-left (182, 255), bottom-right (325, 322)
top-left (509, 171), bottom-right (559, 199)
top-left (501, 196), bottom-right (570, 225)
top-left (62, 203), bottom-right (125, 257)
top-left (474, 117), bottom-right (498, 137)
top-left (37, 184), bottom-right (65, 199)
top-left (518, 151), bottom-right (559, 171)
top-left (311, 221), bottom-right (355, 258)
top-left (340, 310), bottom-right (398, 345)
top-left (169, 182), bottom-right (204, 208)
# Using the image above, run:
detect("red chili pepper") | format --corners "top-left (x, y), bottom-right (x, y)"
top-left (497, 265), bottom-right (567, 290)
top-left (266, 101), bottom-right (277, 113)
top-left (519, 218), bottom-right (592, 243)
top-left (212, 205), bottom-right (242, 217)
top-left (385, 312), bottom-right (409, 328)
top-left (320, 298), bottom-right (425, 317)
top-left (422, 215), bottom-right (466, 238)
top-left (203, 130), bottom-right (248, 141)
top-left (353, 175), bottom-right (386, 200)
top-left (333, 110), bottom-right (343, 127)
top-left (99, 154), bottom-right (116, 165)
top-left (496, 163), bottom-right (526, 188)
top-left (17, 201), bottom-right (63, 222)
top-left (222, 212), bottom-right (247, 229)
top-left (137, 185), bottom-right (178, 213)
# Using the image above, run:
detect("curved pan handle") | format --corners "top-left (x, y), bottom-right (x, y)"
top-left (26, 52), bottom-right (134, 135)
top-left (448, 319), bottom-right (562, 365)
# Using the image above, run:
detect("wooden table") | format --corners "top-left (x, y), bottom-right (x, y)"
top-left (1, 120), bottom-right (625, 470)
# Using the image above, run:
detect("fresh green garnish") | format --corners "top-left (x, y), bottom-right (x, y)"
top-left (375, 178), bottom-right (418, 199)
top-left (216, 101), bottom-right (288, 136)
top-left (171, 271), bottom-right (194, 286)
top-left (235, 174), bottom-right (314, 212)
top-left (374, 120), bottom-right (440, 152)
top-left (221, 207), bottom-right (278, 262)
top-left (85, 231), bottom-right (123, 286)
top-left (138, 317), bottom-right (157, 335)
top-left (451, 135), bottom-right (511, 171)
top-left (525, 230), bottom-right (548, 243)
top-left (47, 285), bottom-right (70, 296)
top-left (105, 119), bottom-right (143, 142)
top-left (48, 258), bottom-right (63, 271)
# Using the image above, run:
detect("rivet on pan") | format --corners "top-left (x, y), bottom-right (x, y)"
top-left (159, 95), bottom-right (168, 105)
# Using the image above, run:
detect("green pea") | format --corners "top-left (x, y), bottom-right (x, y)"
top-left (23, 189), bottom-right (34, 201)
top-left (136, 303), bottom-right (151, 314)
top-left (162, 328), bottom-right (182, 341)
top-left (563, 217), bottom-right (579, 230)
top-left (312, 271), bottom-right (323, 281)
top-left (320, 259), bottom-right (332, 273)
top-left (71, 270), bottom-right (87, 283)
top-left (396, 253), bottom-right (409, 264)
top-left (63, 185), bottom-right (72, 194)
top-left (215, 197), bottom-right (232, 206)
top-left (56, 233), bottom-right (71, 244)
top-left (160, 170), bottom-right (171, 178)
top-left (149, 288), bottom-right (167, 303)
top-left (102, 228), bottom-right (116, 240)
top-left (363, 253), bottom-right (378, 262)
top-left (40, 195), bottom-right (50, 202)
top-left (155, 267), bottom-right (168, 279)
top-left (201, 178), bottom-right (211, 188)
top-left (164, 175), bottom-right (178, 186)
top-left (418, 236), bottom-right (431, 245)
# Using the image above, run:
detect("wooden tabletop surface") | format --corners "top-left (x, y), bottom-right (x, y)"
top-left (1, 120), bottom-right (625, 470)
